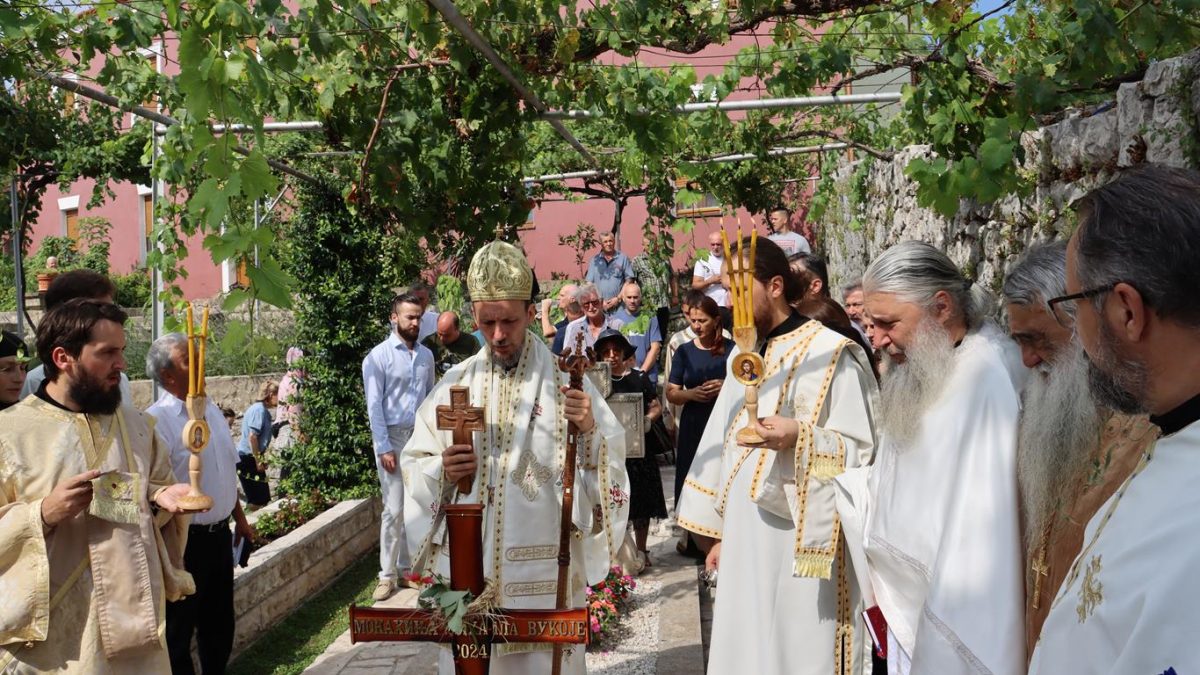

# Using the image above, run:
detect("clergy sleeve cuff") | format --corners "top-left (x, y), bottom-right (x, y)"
top-left (578, 429), bottom-right (598, 470)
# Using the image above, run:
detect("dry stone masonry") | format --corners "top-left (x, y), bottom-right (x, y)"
top-left (819, 49), bottom-right (1200, 308)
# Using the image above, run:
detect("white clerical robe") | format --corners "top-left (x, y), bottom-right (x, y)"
top-left (677, 319), bottom-right (878, 675)
top-left (1029, 418), bottom-right (1199, 674)
top-left (835, 322), bottom-right (1026, 675)
top-left (401, 334), bottom-right (630, 675)
top-left (0, 397), bottom-right (193, 674)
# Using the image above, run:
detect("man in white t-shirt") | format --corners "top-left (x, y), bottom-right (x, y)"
top-left (767, 206), bottom-right (811, 256)
top-left (692, 231), bottom-right (730, 308)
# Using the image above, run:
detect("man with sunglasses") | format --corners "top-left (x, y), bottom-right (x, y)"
top-left (561, 283), bottom-right (624, 351)
top-left (1002, 241), bottom-right (1156, 663)
top-left (1030, 166), bottom-right (1200, 673)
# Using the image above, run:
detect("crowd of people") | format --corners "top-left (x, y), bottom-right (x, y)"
top-left (2, 164), bottom-right (1199, 675)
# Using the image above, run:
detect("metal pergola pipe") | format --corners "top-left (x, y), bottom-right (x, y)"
top-left (45, 75), bottom-right (320, 185)
top-left (702, 142), bottom-right (848, 164)
top-left (520, 142), bottom-right (849, 183)
top-left (541, 92), bottom-right (903, 120)
top-left (197, 93), bottom-right (903, 135)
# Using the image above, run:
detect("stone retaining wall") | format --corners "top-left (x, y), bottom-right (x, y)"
top-left (229, 497), bottom-right (382, 659)
top-left (128, 373), bottom-right (283, 413)
top-left (817, 49), bottom-right (1200, 301)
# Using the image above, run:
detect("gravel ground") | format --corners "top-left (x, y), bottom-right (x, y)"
top-left (585, 579), bottom-right (663, 675)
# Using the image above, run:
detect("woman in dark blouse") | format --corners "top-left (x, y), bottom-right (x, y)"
top-left (666, 296), bottom-right (734, 505)
top-left (595, 329), bottom-right (668, 568)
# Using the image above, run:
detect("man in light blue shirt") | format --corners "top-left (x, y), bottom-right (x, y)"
top-left (362, 292), bottom-right (436, 600)
top-left (584, 232), bottom-right (635, 312)
top-left (610, 280), bottom-right (664, 383)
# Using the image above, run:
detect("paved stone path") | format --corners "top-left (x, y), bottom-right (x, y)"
top-left (303, 466), bottom-right (707, 675)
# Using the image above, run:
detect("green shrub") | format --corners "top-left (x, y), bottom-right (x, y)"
top-left (112, 269), bottom-right (151, 309)
top-left (276, 184), bottom-right (410, 500)
top-left (0, 254), bottom-right (16, 311)
top-left (253, 490), bottom-right (334, 543)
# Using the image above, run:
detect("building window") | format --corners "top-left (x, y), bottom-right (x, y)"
top-left (236, 257), bottom-right (251, 288)
top-left (64, 208), bottom-right (80, 241)
top-left (518, 207), bottom-right (535, 231)
top-left (674, 178), bottom-right (723, 218)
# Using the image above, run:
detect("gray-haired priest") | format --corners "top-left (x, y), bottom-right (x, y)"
top-left (400, 241), bottom-right (630, 675)
top-left (146, 332), bottom-right (254, 675)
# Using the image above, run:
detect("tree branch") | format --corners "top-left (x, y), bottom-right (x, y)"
top-left (780, 128), bottom-right (895, 160)
top-left (831, 0), bottom-right (1014, 94)
top-left (563, 0), bottom-right (885, 64)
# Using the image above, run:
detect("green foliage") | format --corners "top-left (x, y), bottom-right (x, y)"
top-left (112, 269), bottom-right (152, 309)
top-left (0, 254), bottom-right (15, 311)
top-left (252, 490), bottom-right (334, 542)
top-left (276, 183), bottom-right (401, 499)
top-left (75, 217), bottom-right (112, 276)
top-left (558, 222), bottom-right (599, 278)
top-left (416, 574), bottom-right (474, 634)
top-left (435, 274), bottom-right (466, 318)
top-left (4, 0), bottom-right (1200, 309)
top-left (209, 317), bottom-right (288, 376)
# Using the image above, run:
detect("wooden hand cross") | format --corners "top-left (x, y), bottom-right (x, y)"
top-left (437, 386), bottom-right (485, 495)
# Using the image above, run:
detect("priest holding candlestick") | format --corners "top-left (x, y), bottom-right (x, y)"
top-left (0, 299), bottom-right (196, 673)
top-left (677, 229), bottom-right (879, 675)
top-left (400, 241), bottom-right (629, 675)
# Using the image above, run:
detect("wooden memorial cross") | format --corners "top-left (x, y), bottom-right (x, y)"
top-left (436, 386), bottom-right (485, 494)
top-left (348, 506), bottom-right (589, 675)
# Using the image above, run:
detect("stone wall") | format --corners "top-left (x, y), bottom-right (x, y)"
top-left (231, 497), bottom-right (382, 658)
top-left (128, 372), bottom-right (283, 412)
top-left (818, 50), bottom-right (1200, 300)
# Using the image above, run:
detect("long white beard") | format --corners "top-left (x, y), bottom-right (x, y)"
top-left (1016, 344), bottom-right (1103, 550)
top-left (877, 318), bottom-right (956, 449)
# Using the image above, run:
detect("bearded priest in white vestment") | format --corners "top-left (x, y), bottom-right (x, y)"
top-left (1029, 166), bottom-right (1200, 674)
top-left (401, 242), bottom-right (630, 675)
top-left (0, 300), bottom-right (194, 674)
top-left (835, 242), bottom-right (1027, 675)
top-left (677, 237), bottom-right (878, 675)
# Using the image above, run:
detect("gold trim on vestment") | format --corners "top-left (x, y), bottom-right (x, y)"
top-left (676, 515), bottom-right (722, 539)
top-left (790, 340), bottom-right (851, 580)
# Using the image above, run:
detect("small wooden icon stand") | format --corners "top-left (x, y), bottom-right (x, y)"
top-left (177, 305), bottom-right (214, 512)
top-left (721, 225), bottom-right (766, 447)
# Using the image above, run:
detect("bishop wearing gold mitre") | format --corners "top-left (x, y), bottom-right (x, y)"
top-left (400, 241), bottom-right (630, 675)
top-left (0, 299), bottom-right (196, 673)
top-left (677, 234), bottom-right (879, 675)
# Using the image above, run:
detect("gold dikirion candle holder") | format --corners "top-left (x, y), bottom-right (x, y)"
top-left (721, 222), bottom-right (767, 447)
top-left (176, 304), bottom-right (214, 512)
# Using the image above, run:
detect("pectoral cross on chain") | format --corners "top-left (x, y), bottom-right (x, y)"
top-left (436, 386), bottom-right (485, 495)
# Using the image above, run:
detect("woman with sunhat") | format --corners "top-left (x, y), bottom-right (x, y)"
top-left (594, 328), bottom-right (668, 568)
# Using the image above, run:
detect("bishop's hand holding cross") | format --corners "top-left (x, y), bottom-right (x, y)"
top-left (437, 386), bottom-right (486, 495)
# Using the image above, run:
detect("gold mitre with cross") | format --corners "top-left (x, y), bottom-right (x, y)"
top-left (467, 241), bottom-right (533, 302)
